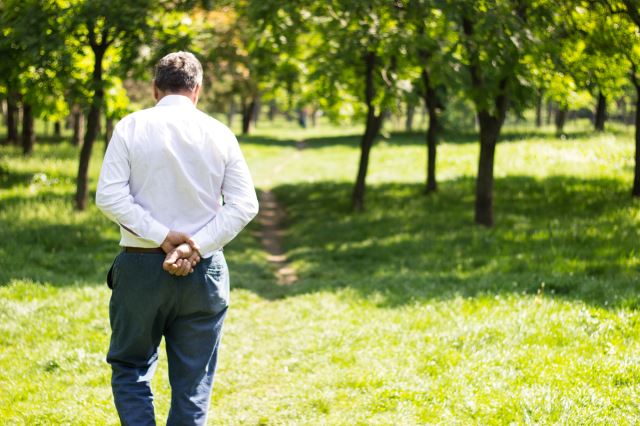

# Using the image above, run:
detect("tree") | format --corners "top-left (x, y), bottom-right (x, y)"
top-left (448, 0), bottom-right (539, 226)
top-left (307, 1), bottom-right (407, 211)
top-left (0, 0), bottom-right (71, 153)
top-left (593, 0), bottom-right (640, 195)
top-left (69, 0), bottom-right (158, 210)
top-left (406, 0), bottom-right (455, 194)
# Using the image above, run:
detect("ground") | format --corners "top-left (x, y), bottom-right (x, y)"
top-left (0, 118), bottom-right (639, 425)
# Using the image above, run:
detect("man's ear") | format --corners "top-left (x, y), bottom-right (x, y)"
top-left (153, 81), bottom-right (159, 101)
top-left (193, 83), bottom-right (202, 105)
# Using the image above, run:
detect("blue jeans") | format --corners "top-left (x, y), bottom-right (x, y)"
top-left (106, 250), bottom-right (229, 426)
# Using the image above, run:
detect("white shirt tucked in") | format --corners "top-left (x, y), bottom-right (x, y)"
top-left (96, 94), bottom-right (259, 257)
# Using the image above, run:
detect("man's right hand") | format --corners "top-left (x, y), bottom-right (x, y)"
top-left (163, 243), bottom-right (201, 276)
top-left (161, 230), bottom-right (201, 276)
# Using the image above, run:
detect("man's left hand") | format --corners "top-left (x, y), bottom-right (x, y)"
top-left (163, 242), bottom-right (201, 276)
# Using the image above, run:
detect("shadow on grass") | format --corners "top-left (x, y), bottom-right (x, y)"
top-left (0, 163), bottom-right (33, 189)
top-left (0, 187), bottom-right (274, 289)
top-left (233, 175), bottom-right (640, 310)
top-left (240, 126), bottom-right (627, 149)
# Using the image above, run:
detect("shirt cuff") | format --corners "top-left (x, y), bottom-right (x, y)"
top-left (147, 221), bottom-right (170, 246)
top-left (191, 227), bottom-right (215, 256)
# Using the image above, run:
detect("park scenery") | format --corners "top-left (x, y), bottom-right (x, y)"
top-left (2, 0), bottom-right (640, 424)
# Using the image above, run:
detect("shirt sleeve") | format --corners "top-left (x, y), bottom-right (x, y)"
top-left (191, 134), bottom-right (259, 255)
top-left (95, 125), bottom-right (169, 246)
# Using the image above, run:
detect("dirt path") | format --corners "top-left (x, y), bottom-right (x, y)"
top-left (255, 139), bottom-right (306, 285)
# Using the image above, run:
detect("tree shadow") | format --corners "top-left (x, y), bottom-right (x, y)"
top-left (234, 175), bottom-right (640, 310)
top-left (240, 126), bottom-right (624, 150)
top-left (0, 163), bottom-right (33, 189)
top-left (0, 187), bottom-right (275, 289)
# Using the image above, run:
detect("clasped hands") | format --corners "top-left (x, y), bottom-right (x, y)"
top-left (160, 230), bottom-right (202, 276)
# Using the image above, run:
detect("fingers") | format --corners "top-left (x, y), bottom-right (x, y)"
top-left (163, 255), bottom-right (195, 276)
top-left (175, 258), bottom-right (192, 276)
top-left (186, 252), bottom-right (201, 267)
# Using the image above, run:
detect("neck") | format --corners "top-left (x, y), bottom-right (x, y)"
top-left (155, 89), bottom-right (198, 105)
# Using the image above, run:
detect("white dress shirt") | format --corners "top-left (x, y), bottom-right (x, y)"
top-left (96, 94), bottom-right (259, 257)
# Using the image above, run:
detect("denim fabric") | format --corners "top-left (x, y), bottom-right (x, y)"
top-left (106, 251), bottom-right (229, 426)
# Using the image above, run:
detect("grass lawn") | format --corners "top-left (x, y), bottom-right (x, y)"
top-left (1, 118), bottom-right (639, 424)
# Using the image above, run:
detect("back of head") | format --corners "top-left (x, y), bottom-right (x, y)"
top-left (154, 51), bottom-right (203, 93)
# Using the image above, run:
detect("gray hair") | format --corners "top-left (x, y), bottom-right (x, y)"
top-left (154, 51), bottom-right (203, 92)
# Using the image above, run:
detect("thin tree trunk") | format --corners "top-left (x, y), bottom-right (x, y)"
top-left (0, 99), bottom-right (5, 146)
top-left (54, 121), bottom-right (61, 137)
top-left (462, 16), bottom-right (508, 227)
top-left (405, 102), bottom-right (415, 133)
top-left (72, 107), bottom-right (84, 147)
top-left (535, 91), bottom-right (542, 127)
top-left (422, 68), bottom-right (440, 194)
top-left (6, 92), bottom-right (19, 145)
top-left (268, 100), bottom-right (276, 121)
top-left (555, 107), bottom-right (567, 136)
top-left (252, 95), bottom-right (260, 128)
top-left (227, 98), bottom-right (235, 127)
top-left (594, 92), bottom-right (606, 132)
top-left (21, 103), bottom-right (35, 155)
top-left (475, 113), bottom-right (500, 226)
top-left (105, 116), bottom-right (114, 150)
top-left (352, 51), bottom-right (385, 212)
top-left (353, 111), bottom-right (384, 212)
top-left (241, 97), bottom-right (255, 135)
top-left (546, 99), bottom-right (553, 125)
top-left (631, 67), bottom-right (640, 197)
top-left (75, 37), bottom-right (107, 211)
top-left (297, 108), bottom-right (308, 128)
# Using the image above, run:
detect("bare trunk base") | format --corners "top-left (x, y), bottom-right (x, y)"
top-left (22, 103), bottom-right (35, 155)
top-left (352, 112), bottom-right (384, 211)
top-left (632, 83), bottom-right (640, 197)
top-left (595, 92), bottom-right (606, 132)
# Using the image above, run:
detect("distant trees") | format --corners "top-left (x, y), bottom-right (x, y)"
top-left (1, 0), bottom-right (639, 221)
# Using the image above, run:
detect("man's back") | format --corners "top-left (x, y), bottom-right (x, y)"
top-left (97, 95), bottom-right (257, 257)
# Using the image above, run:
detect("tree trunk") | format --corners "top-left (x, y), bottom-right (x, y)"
top-left (535, 91), bottom-right (542, 127)
top-left (405, 102), bottom-right (415, 133)
top-left (546, 99), bottom-right (553, 125)
top-left (75, 42), bottom-right (106, 211)
top-left (241, 98), bottom-right (255, 135)
top-left (21, 103), bottom-right (35, 155)
top-left (297, 108), bottom-right (308, 128)
top-left (422, 68), bottom-right (440, 194)
top-left (72, 107), bottom-right (84, 147)
top-left (632, 71), bottom-right (640, 196)
top-left (227, 98), bottom-right (235, 128)
top-left (475, 112), bottom-right (502, 226)
top-left (54, 121), bottom-right (61, 137)
top-left (268, 100), bottom-right (277, 121)
top-left (352, 51), bottom-right (384, 212)
top-left (252, 95), bottom-right (260, 128)
top-left (555, 107), bottom-right (567, 136)
top-left (105, 116), bottom-right (114, 150)
top-left (352, 110), bottom-right (384, 212)
top-left (594, 92), bottom-right (606, 132)
top-left (6, 92), bottom-right (19, 145)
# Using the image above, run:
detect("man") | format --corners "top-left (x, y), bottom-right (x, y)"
top-left (96, 51), bottom-right (259, 425)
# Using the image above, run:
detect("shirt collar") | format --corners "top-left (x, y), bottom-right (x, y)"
top-left (156, 94), bottom-right (195, 108)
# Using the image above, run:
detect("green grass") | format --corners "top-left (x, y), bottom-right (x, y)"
top-left (1, 118), bottom-right (639, 424)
